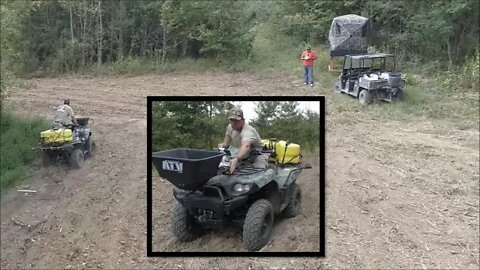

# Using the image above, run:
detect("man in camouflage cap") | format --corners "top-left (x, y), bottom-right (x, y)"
top-left (222, 106), bottom-right (268, 173)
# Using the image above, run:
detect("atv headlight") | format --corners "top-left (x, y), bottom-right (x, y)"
top-left (233, 183), bottom-right (251, 195)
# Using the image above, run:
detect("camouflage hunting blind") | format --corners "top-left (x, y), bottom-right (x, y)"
top-left (329, 14), bottom-right (370, 57)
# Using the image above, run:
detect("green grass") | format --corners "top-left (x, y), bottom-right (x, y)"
top-left (326, 75), bottom-right (479, 128)
top-left (0, 112), bottom-right (49, 198)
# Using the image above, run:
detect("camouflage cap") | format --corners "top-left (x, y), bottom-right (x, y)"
top-left (228, 107), bottom-right (244, 120)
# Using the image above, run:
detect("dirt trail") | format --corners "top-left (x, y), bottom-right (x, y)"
top-left (1, 72), bottom-right (479, 269)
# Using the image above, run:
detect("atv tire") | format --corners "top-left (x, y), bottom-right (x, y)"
top-left (395, 90), bottom-right (404, 101)
top-left (358, 89), bottom-right (373, 105)
top-left (70, 148), bottom-right (84, 169)
top-left (171, 202), bottom-right (204, 242)
top-left (284, 183), bottom-right (302, 218)
top-left (243, 199), bottom-right (274, 251)
top-left (87, 137), bottom-right (96, 158)
top-left (41, 151), bottom-right (51, 167)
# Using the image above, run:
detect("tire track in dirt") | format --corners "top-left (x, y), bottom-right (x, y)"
top-left (14, 119), bottom-right (149, 269)
top-left (325, 119), bottom-right (479, 269)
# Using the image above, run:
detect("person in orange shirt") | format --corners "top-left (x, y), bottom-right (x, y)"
top-left (300, 45), bottom-right (318, 87)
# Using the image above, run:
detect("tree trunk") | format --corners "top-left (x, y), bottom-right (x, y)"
top-left (154, 32), bottom-right (160, 62)
top-left (182, 38), bottom-right (188, 57)
top-left (455, 24), bottom-right (467, 62)
top-left (81, 0), bottom-right (87, 69)
top-left (162, 25), bottom-right (167, 65)
top-left (141, 24), bottom-right (148, 57)
top-left (119, 30), bottom-right (124, 59)
top-left (69, 2), bottom-right (74, 44)
top-left (447, 40), bottom-right (452, 68)
top-left (97, 0), bottom-right (103, 67)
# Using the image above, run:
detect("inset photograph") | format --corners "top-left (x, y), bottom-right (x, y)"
top-left (147, 97), bottom-right (324, 255)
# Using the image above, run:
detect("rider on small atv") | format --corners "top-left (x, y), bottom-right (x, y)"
top-left (221, 106), bottom-right (268, 173)
top-left (52, 99), bottom-right (78, 129)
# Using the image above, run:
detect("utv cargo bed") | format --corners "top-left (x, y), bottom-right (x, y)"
top-left (152, 148), bottom-right (224, 191)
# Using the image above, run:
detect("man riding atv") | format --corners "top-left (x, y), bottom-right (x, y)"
top-left (221, 107), bottom-right (268, 174)
top-left (40, 99), bottom-right (95, 168)
top-left (52, 99), bottom-right (78, 129)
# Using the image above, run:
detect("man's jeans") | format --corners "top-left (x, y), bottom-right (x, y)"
top-left (304, 65), bottom-right (314, 84)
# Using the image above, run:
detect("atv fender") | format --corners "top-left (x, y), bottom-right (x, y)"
top-left (207, 168), bottom-right (275, 191)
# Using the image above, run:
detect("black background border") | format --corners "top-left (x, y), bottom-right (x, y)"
top-left (147, 96), bottom-right (325, 257)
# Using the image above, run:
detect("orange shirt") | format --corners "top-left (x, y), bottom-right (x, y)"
top-left (301, 50), bottom-right (317, 66)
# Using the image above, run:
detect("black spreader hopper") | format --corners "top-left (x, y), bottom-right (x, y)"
top-left (152, 148), bottom-right (224, 191)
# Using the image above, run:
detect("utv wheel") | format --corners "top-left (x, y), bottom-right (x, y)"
top-left (41, 151), bottom-right (51, 167)
top-left (70, 148), bottom-right (84, 169)
top-left (171, 202), bottom-right (204, 242)
top-left (243, 199), bottom-right (274, 251)
top-left (358, 89), bottom-right (372, 105)
top-left (395, 90), bottom-right (404, 101)
top-left (284, 183), bottom-right (302, 218)
top-left (87, 137), bottom-right (96, 158)
top-left (333, 82), bottom-right (341, 93)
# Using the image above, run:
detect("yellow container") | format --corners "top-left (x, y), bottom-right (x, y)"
top-left (261, 139), bottom-right (279, 162)
top-left (261, 139), bottom-right (269, 148)
top-left (41, 128), bottom-right (73, 144)
top-left (275, 141), bottom-right (301, 164)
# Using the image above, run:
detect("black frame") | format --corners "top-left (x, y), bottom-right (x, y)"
top-left (147, 96), bottom-right (325, 257)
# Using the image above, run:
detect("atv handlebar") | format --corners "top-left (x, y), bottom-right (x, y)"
top-left (217, 147), bottom-right (231, 156)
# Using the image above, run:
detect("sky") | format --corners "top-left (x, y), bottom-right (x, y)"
top-left (231, 101), bottom-right (320, 123)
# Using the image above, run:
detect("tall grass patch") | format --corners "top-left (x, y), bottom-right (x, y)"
top-left (347, 79), bottom-right (479, 128)
top-left (243, 23), bottom-right (301, 74)
top-left (0, 112), bottom-right (49, 197)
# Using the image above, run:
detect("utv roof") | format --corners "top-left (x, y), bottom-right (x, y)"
top-left (347, 53), bottom-right (394, 59)
top-left (329, 14), bottom-right (369, 56)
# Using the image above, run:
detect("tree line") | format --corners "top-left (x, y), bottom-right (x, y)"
top-left (1, 0), bottom-right (255, 75)
top-left (1, 0), bottom-right (477, 76)
top-left (151, 101), bottom-right (320, 152)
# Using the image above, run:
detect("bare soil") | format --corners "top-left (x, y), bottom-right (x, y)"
top-left (1, 72), bottom-right (479, 269)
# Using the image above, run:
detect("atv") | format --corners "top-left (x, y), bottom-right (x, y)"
top-left (335, 53), bottom-right (406, 104)
top-left (152, 144), bottom-right (311, 251)
top-left (40, 117), bottom-right (96, 169)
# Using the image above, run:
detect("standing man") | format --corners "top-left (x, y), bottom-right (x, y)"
top-left (300, 45), bottom-right (318, 87)
top-left (222, 106), bottom-right (268, 174)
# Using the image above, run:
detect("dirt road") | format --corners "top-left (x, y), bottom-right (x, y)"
top-left (1, 72), bottom-right (478, 269)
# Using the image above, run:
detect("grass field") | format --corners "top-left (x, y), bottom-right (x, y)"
top-left (0, 112), bottom-right (49, 197)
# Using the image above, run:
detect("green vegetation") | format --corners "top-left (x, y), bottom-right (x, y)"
top-left (1, 1), bottom-right (477, 76)
top-left (0, 112), bottom-right (49, 198)
top-left (152, 101), bottom-right (320, 152)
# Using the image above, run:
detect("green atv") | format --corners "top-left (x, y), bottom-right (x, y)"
top-left (152, 146), bottom-right (311, 251)
top-left (40, 117), bottom-right (96, 169)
